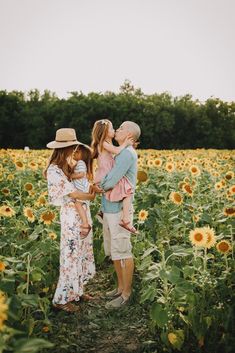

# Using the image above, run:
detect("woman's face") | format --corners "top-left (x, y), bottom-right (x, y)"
top-left (107, 122), bottom-right (115, 139)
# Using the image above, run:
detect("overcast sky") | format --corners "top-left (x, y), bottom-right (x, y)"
top-left (0, 0), bottom-right (234, 101)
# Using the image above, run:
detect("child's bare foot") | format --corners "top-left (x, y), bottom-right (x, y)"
top-left (119, 220), bottom-right (139, 235)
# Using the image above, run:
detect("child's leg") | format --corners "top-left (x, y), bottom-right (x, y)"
top-left (74, 201), bottom-right (89, 226)
top-left (122, 196), bottom-right (132, 225)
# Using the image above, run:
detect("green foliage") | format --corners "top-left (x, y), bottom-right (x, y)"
top-left (0, 83), bottom-right (235, 149)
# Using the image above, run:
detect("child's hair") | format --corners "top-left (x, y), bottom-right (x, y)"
top-left (91, 119), bottom-right (111, 159)
top-left (73, 144), bottom-right (93, 180)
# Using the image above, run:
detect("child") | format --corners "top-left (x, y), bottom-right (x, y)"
top-left (91, 119), bottom-right (138, 234)
top-left (70, 144), bottom-right (93, 239)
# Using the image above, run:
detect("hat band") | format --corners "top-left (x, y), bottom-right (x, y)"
top-left (55, 139), bottom-right (77, 142)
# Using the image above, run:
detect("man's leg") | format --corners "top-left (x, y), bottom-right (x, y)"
top-left (113, 260), bottom-right (124, 293)
top-left (121, 257), bottom-right (134, 299)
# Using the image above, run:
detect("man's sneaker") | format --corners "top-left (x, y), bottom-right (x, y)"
top-left (105, 288), bottom-right (122, 299)
top-left (96, 211), bottom-right (103, 224)
top-left (105, 295), bottom-right (129, 309)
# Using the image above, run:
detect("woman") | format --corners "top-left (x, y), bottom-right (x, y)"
top-left (45, 128), bottom-right (96, 312)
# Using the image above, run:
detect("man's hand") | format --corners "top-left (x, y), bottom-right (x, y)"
top-left (90, 184), bottom-right (104, 194)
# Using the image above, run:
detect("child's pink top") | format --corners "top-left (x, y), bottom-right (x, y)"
top-left (94, 151), bottom-right (133, 202)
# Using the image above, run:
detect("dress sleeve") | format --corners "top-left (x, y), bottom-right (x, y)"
top-left (47, 165), bottom-right (76, 206)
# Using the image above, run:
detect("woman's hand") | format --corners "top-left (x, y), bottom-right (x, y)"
top-left (69, 190), bottom-right (96, 201)
top-left (91, 184), bottom-right (104, 194)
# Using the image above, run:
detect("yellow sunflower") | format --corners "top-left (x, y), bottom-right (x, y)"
top-left (137, 170), bottom-right (148, 183)
top-left (169, 192), bottom-right (183, 205)
top-left (15, 161), bottom-right (25, 170)
top-left (147, 159), bottom-right (155, 168)
top-left (0, 205), bottom-right (15, 218)
top-left (48, 232), bottom-right (57, 240)
top-left (165, 162), bottom-right (175, 173)
top-left (24, 183), bottom-right (34, 192)
top-left (216, 240), bottom-right (232, 254)
top-left (182, 183), bottom-right (193, 197)
top-left (138, 209), bottom-right (149, 221)
top-left (28, 162), bottom-right (38, 171)
top-left (223, 207), bottom-right (235, 217)
top-left (23, 207), bottom-right (35, 222)
top-left (35, 195), bottom-right (47, 207)
top-left (225, 171), bottom-right (234, 180)
top-left (189, 228), bottom-right (207, 247)
top-left (0, 262), bottom-right (6, 272)
top-left (154, 158), bottom-right (163, 167)
top-left (40, 210), bottom-right (56, 225)
top-left (1, 188), bottom-right (10, 196)
top-left (203, 226), bottom-right (216, 249)
top-left (214, 182), bottom-right (223, 190)
top-left (189, 165), bottom-right (201, 177)
top-left (192, 214), bottom-right (200, 223)
top-left (229, 185), bottom-right (235, 195)
top-left (6, 174), bottom-right (14, 181)
top-left (0, 291), bottom-right (8, 331)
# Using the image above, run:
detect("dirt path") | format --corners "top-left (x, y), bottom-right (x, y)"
top-left (47, 268), bottom-right (159, 353)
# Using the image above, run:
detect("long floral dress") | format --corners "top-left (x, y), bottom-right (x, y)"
top-left (47, 164), bottom-right (95, 305)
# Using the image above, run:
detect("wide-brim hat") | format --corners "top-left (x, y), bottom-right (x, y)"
top-left (46, 128), bottom-right (83, 149)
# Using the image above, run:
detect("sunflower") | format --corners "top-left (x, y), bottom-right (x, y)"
top-left (189, 228), bottom-right (207, 247)
top-left (0, 291), bottom-right (8, 331)
top-left (1, 188), bottom-right (10, 196)
top-left (189, 165), bottom-right (201, 177)
top-left (28, 161), bottom-right (38, 171)
top-left (138, 209), bottom-right (149, 221)
top-left (192, 214), bottom-right (200, 223)
top-left (0, 262), bottom-right (6, 272)
top-left (0, 205), bottom-right (15, 218)
top-left (6, 174), bottom-right (14, 181)
top-left (48, 232), bottom-right (57, 240)
top-left (24, 182), bottom-right (34, 192)
top-left (178, 181), bottom-right (186, 190)
top-left (40, 210), bottom-right (56, 225)
top-left (203, 226), bottom-right (216, 249)
top-left (165, 162), bottom-right (175, 173)
top-left (154, 158), bottom-right (163, 167)
top-left (137, 170), bottom-right (148, 182)
top-left (229, 185), bottom-right (235, 195)
top-left (216, 240), bottom-right (232, 254)
top-left (225, 171), bottom-right (234, 180)
top-left (15, 161), bottom-right (25, 170)
top-left (147, 159), bottom-right (155, 168)
top-left (35, 195), bottom-right (47, 207)
top-left (223, 207), bottom-right (235, 217)
top-left (169, 192), bottom-right (183, 205)
top-left (23, 207), bottom-right (35, 222)
top-left (214, 182), bottom-right (223, 190)
top-left (182, 183), bottom-right (193, 196)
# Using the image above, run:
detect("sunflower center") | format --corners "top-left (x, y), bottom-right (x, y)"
top-left (195, 233), bottom-right (203, 241)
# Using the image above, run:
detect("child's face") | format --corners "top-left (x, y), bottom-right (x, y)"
top-left (73, 149), bottom-right (81, 161)
top-left (107, 122), bottom-right (115, 139)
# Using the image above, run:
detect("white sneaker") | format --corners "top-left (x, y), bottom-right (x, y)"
top-left (105, 295), bottom-right (129, 309)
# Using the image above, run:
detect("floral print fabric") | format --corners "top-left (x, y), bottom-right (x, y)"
top-left (47, 164), bottom-right (95, 304)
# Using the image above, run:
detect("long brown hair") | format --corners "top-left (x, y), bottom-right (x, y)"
top-left (91, 119), bottom-right (111, 159)
top-left (44, 145), bottom-right (77, 179)
top-left (74, 144), bottom-right (93, 181)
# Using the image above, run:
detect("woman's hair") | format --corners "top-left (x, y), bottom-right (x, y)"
top-left (43, 145), bottom-right (76, 179)
top-left (74, 144), bottom-right (93, 180)
top-left (91, 119), bottom-right (111, 159)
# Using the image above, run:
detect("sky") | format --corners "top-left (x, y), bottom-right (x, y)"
top-left (0, 0), bottom-right (235, 101)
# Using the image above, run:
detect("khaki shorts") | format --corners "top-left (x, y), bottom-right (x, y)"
top-left (103, 210), bottom-right (133, 261)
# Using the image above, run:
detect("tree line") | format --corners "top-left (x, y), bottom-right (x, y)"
top-left (0, 81), bottom-right (234, 149)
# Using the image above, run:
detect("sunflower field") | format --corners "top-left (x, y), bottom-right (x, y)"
top-left (0, 148), bottom-right (234, 353)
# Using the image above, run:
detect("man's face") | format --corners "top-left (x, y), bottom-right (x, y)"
top-left (115, 122), bottom-right (131, 143)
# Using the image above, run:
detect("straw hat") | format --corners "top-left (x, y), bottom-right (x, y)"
top-left (46, 128), bottom-right (83, 149)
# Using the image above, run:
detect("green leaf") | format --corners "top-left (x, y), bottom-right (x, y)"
top-left (150, 303), bottom-right (168, 328)
top-left (0, 277), bottom-right (15, 294)
top-left (14, 338), bottom-right (54, 353)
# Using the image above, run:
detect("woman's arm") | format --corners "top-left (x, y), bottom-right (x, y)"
top-left (69, 190), bottom-right (96, 201)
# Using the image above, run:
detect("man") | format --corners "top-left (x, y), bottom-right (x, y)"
top-left (100, 121), bottom-right (141, 309)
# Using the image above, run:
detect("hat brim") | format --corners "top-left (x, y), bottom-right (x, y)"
top-left (46, 140), bottom-right (83, 149)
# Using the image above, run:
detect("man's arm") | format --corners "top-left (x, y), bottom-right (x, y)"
top-left (100, 149), bottom-right (133, 191)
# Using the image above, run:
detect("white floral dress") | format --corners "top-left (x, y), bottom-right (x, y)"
top-left (47, 164), bottom-right (95, 305)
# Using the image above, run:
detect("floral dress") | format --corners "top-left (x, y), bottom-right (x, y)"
top-left (47, 164), bottom-right (95, 305)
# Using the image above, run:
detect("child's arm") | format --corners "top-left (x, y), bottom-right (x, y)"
top-left (70, 171), bottom-right (86, 180)
top-left (103, 137), bottom-right (133, 155)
